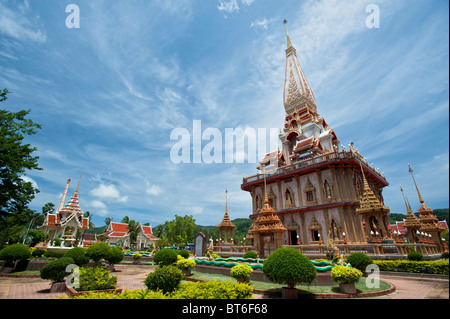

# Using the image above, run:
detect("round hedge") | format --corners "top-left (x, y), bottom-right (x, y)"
top-left (408, 251), bottom-right (424, 261)
top-left (143, 265), bottom-right (184, 293)
top-left (64, 247), bottom-right (90, 267)
top-left (105, 247), bottom-right (124, 264)
top-left (263, 247), bottom-right (316, 289)
top-left (346, 252), bottom-right (373, 272)
top-left (40, 257), bottom-right (75, 282)
top-left (86, 242), bottom-right (112, 263)
top-left (230, 264), bottom-right (253, 280)
top-left (178, 249), bottom-right (190, 259)
top-left (154, 248), bottom-right (178, 267)
top-left (0, 244), bottom-right (31, 266)
top-left (243, 251), bottom-right (258, 259)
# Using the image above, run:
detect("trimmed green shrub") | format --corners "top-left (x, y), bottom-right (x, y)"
top-left (331, 265), bottom-right (363, 284)
top-left (243, 251), bottom-right (258, 259)
top-left (178, 249), bottom-right (190, 259)
top-left (40, 257), bottom-right (74, 282)
top-left (442, 252), bottom-right (449, 259)
top-left (230, 264), bottom-right (253, 281)
top-left (373, 259), bottom-right (449, 275)
top-left (171, 280), bottom-right (253, 299)
top-left (32, 249), bottom-right (46, 258)
top-left (64, 247), bottom-right (90, 267)
top-left (143, 265), bottom-right (184, 293)
top-left (68, 281), bottom-right (253, 299)
top-left (0, 244), bottom-right (31, 266)
top-left (105, 247), bottom-right (124, 265)
top-left (176, 258), bottom-right (196, 271)
top-left (86, 242), bottom-right (112, 264)
top-left (408, 251), bottom-right (424, 261)
top-left (346, 252), bottom-right (373, 272)
top-left (153, 248), bottom-right (178, 267)
top-left (263, 247), bottom-right (316, 289)
top-left (75, 267), bottom-right (118, 292)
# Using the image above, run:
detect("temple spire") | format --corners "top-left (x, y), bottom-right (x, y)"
top-left (56, 178), bottom-right (71, 213)
top-left (408, 164), bottom-right (424, 206)
top-left (74, 175), bottom-right (82, 197)
top-left (283, 19), bottom-right (292, 48)
top-left (400, 186), bottom-right (413, 214)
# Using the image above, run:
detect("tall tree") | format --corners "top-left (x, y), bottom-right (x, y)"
top-left (0, 89), bottom-right (42, 217)
top-left (0, 89), bottom-right (42, 245)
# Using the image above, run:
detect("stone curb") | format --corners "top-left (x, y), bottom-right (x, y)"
top-left (183, 277), bottom-right (396, 299)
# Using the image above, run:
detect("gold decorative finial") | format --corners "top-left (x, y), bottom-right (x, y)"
top-left (75, 175), bottom-right (82, 195)
top-left (408, 164), bottom-right (424, 205)
top-left (283, 19), bottom-right (292, 48)
top-left (225, 188), bottom-right (228, 213)
top-left (263, 167), bottom-right (269, 206)
top-left (400, 186), bottom-right (413, 213)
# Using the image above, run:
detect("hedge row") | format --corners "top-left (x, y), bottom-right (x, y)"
top-left (67, 280), bottom-right (253, 299)
top-left (373, 260), bottom-right (449, 275)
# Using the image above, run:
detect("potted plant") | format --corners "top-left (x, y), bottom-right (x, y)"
top-left (346, 252), bottom-right (373, 276)
top-left (0, 244), bottom-right (31, 274)
top-left (176, 258), bottom-right (196, 276)
top-left (331, 265), bottom-right (363, 294)
top-left (40, 257), bottom-right (75, 292)
top-left (66, 266), bottom-right (120, 297)
top-left (230, 264), bottom-right (253, 283)
top-left (132, 252), bottom-right (142, 264)
top-left (263, 247), bottom-right (316, 299)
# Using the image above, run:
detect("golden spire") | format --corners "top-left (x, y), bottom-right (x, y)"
top-left (263, 166), bottom-right (269, 206)
top-left (408, 164), bottom-right (424, 206)
top-left (225, 188), bottom-right (228, 213)
top-left (400, 186), bottom-right (413, 214)
top-left (283, 19), bottom-right (292, 48)
top-left (74, 175), bottom-right (82, 196)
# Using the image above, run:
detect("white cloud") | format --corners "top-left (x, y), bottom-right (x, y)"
top-left (0, 2), bottom-right (46, 43)
top-left (145, 182), bottom-right (163, 196)
top-left (251, 18), bottom-right (276, 30)
top-left (90, 184), bottom-right (128, 203)
top-left (217, 0), bottom-right (254, 15)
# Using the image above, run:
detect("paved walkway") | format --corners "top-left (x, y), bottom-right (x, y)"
top-left (0, 265), bottom-right (447, 299)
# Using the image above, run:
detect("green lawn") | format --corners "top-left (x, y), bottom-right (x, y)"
top-left (188, 271), bottom-right (392, 295)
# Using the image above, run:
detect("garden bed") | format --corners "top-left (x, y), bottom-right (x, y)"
top-left (186, 270), bottom-right (395, 299)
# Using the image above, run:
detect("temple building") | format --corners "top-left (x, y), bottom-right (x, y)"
top-left (101, 222), bottom-right (159, 250)
top-left (241, 22), bottom-right (446, 256)
top-left (39, 178), bottom-right (90, 248)
top-left (241, 22), bottom-right (393, 251)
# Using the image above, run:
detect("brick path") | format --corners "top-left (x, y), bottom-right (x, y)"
top-left (0, 265), bottom-right (447, 299)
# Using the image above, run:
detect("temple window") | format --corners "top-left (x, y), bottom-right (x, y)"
top-left (306, 191), bottom-right (315, 202)
top-left (324, 179), bottom-right (333, 199)
top-left (285, 188), bottom-right (295, 208)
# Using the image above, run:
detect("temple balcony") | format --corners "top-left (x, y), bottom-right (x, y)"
top-left (242, 149), bottom-right (388, 190)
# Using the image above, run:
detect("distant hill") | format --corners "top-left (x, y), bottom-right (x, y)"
top-left (389, 208), bottom-right (448, 224)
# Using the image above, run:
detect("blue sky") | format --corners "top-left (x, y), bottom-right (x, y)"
top-left (0, 0), bottom-right (448, 228)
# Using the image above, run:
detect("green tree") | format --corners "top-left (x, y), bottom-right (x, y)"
top-left (127, 220), bottom-right (141, 248)
top-left (0, 89), bottom-right (42, 218)
top-left (164, 215), bottom-right (196, 246)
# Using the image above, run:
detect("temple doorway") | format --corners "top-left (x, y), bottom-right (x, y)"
top-left (290, 230), bottom-right (298, 245)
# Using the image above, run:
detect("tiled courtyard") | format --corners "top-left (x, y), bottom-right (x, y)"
top-left (0, 264), bottom-right (447, 299)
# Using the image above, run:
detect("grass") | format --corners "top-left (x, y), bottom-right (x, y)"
top-left (188, 271), bottom-right (392, 295)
